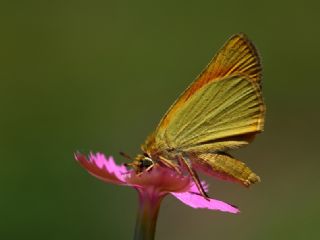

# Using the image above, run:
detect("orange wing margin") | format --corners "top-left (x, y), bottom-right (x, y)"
top-left (143, 33), bottom-right (262, 154)
top-left (184, 33), bottom-right (261, 101)
top-left (199, 33), bottom-right (262, 84)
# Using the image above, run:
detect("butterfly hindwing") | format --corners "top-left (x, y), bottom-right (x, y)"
top-left (189, 152), bottom-right (260, 186)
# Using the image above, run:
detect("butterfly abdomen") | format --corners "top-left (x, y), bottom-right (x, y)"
top-left (191, 153), bottom-right (260, 186)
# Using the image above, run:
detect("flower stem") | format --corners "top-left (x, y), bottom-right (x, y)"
top-left (134, 189), bottom-right (164, 240)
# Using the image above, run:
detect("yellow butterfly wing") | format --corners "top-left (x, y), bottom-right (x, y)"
top-left (142, 33), bottom-right (264, 155)
top-left (190, 152), bottom-right (260, 186)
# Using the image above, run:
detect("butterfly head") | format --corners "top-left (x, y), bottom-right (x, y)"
top-left (125, 154), bottom-right (154, 173)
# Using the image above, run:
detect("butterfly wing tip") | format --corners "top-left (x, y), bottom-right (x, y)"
top-left (243, 173), bottom-right (261, 187)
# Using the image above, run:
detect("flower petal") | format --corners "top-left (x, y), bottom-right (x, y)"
top-left (171, 191), bottom-right (240, 214)
top-left (188, 181), bottom-right (209, 193)
top-left (75, 152), bottom-right (128, 185)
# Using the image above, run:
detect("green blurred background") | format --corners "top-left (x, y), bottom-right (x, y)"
top-left (1, 0), bottom-right (319, 239)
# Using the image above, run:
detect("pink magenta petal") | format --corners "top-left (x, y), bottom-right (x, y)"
top-left (171, 192), bottom-right (240, 214)
top-left (174, 181), bottom-right (239, 213)
top-left (188, 181), bottom-right (209, 193)
top-left (75, 152), bottom-right (128, 185)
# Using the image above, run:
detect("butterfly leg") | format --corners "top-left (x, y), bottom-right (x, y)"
top-left (159, 156), bottom-right (182, 174)
top-left (178, 156), bottom-right (209, 199)
top-left (136, 164), bottom-right (154, 176)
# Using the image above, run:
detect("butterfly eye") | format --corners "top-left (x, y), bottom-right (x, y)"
top-left (140, 158), bottom-right (153, 168)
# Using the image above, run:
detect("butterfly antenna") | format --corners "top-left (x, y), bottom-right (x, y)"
top-left (119, 151), bottom-right (133, 161)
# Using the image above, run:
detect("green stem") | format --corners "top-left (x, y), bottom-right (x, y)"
top-left (134, 189), bottom-right (164, 240)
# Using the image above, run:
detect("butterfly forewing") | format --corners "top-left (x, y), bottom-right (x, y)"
top-left (143, 33), bottom-right (264, 155)
top-left (166, 75), bottom-right (264, 152)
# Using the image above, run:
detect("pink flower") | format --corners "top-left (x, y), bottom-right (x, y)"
top-left (75, 152), bottom-right (239, 214)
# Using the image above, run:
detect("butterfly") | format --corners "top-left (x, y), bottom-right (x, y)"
top-left (123, 33), bottom-right (265, 198)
